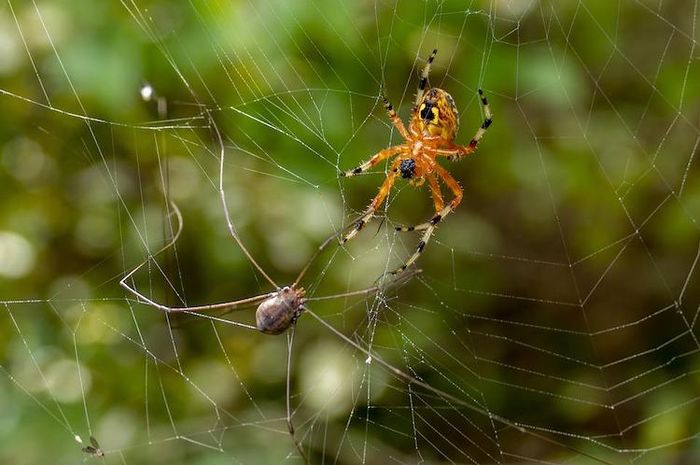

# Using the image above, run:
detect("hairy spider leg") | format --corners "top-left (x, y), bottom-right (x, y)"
top-left (393, 163), bottom-right (463, 274)
top-left (383, 96), bottom-right (411, 140)
top-left (414, 49), bottom-right (437, 109)
top-left (426, 173), bottom-right (445, 212)
top-left (342, 158), bottom-right (402, 243)
top-left (397, 163), bottom-right (463, 232)
top-left (393, 172), bottom-right (444, 233)
top-left (341, 145), bottom-right (404, 177)
top-left (437, 89), bottom-right (492, 161)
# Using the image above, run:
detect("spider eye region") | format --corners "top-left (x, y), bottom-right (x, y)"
top-left (399, 158), bottom-right (416, 179)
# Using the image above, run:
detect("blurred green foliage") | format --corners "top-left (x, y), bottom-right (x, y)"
top-left (1, 0), bottom-right (699, 464)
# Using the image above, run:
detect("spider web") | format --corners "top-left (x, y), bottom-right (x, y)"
top-left (1, 1), bottom-right (699, 464)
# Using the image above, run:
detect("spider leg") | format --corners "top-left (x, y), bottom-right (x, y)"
top-left (395, 173), bottom-right (443, 233)
top-left (428, 89), bottom-right (493, 162)
top-left (426, 142), bottom-right (476, 161)
top-left (468, 89), bottom-right (493, 149)
top-left (286, 326), bottom-right (311, 465)
top-left (414, 49), bottom-right (437, 111)
top-left (382, 96), bottom-right (411, 140)
top-left (341, 160), bottom-right (401, 243)
top-left (459, 89), bottom-right (493, 159)
top-left (426, 173), bottom-right (444, 212)
top-left (119, 201), bottom-right (269, 327)
top-left (392, 164), bottom-right (462, 274)
top-left (341, 145), bottom-right (405, 177)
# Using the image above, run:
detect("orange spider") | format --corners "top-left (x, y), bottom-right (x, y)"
top-left (340, 49), bottom-right (493, 273)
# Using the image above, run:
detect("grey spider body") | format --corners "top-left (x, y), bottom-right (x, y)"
top-left (255, 286), bottom-right (306, 335)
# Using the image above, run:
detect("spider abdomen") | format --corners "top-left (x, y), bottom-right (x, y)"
top-left (255, 286), bottom-right (305, 335)
top-left (415, 88), bottom-right (460, 140)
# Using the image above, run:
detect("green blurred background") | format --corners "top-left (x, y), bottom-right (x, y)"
top-left (1, 0), bottom-right (699, 464)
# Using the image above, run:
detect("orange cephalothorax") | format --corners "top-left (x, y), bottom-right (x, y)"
top-left (413, 88), bottom-right (460, 140)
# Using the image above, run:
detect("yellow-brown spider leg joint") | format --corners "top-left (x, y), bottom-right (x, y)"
top-left (341, 145), bottom-right (403, 177)
top-left (342, 161), bottom-right (401, 243)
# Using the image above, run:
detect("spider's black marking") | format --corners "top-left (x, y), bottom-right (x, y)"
top-left (354, 220), bottom-right (365, 231)
top-left (399, 158), bottom-right (416, 179)
top-left (430, 214), bottom-right (442, 225)
top-left (416, 240), bottom-right (426, 252)
top-left (394, 264), bottom-right (408, 274)
top-left (477, 89), bottom-right (492, 130)
top-left (418, 50), bottom-right (436, 92)
top-left (445, 93), bottom-right (457, 112)
top-left (420, 103), bottom-right (436, 122)
top-left (352, 167), bottom-right (362, 174)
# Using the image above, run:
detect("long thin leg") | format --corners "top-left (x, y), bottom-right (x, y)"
top-left (342, 160), bottom-right (401, 243)
top-left (425, 142), bottom-right (476, 161)
top-left (395, 173), bottom-right (444, 233)
top-left (286, 326), bottom-right (311, 465)
top-left (392, 165), bottom-right (463, 273)
top-left (124, 287), bottom-right (270, 314)
top-left (414, 49), bottom-right (437, 110)
top-left (433, 163), bottom-right (464, 219)
top-left (382, 96), bottom-right (410, 140)
top-left (119, 201), bottom-right (270, 324)
top-left (403, 163), bottom-right (463, 231)
top-left (305, 267), bottom-right (423, 303)
top-left (211, 112), bottom-right (279, 288)
top-left (341, 145), bottom-right (404, 177)
top-left (426, 89), bottom-right (492, 161)
top-left (469, 89), bottom-right (493, 148)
